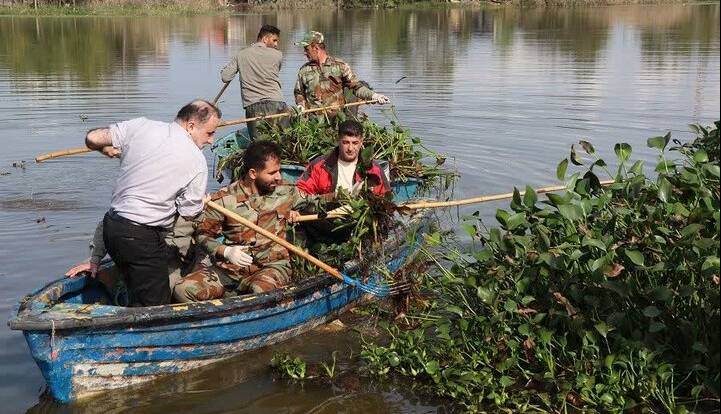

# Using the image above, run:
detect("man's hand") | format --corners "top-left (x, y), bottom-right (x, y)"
top-left (287, 210), bottom-right (300, 223)
top-left (222, 245), bottom-right (253, 267)
top-left (292, 104), bottom-right (306, 116)
top-left (100, 146), bottom-right (121, 158)
top-left (65, 261), bottom-right (99, 278)
top-left (351, 181), bottom-right (364, 196)
top-left (372, 93), bottom-right (390, 104)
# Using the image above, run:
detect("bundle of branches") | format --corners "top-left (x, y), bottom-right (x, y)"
top-left (290, 185), bottom-right (400, 280)
top-left (217, 116), bottom-right (454, 187)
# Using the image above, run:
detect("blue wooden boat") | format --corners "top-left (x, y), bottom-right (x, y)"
top-left (8, 168), bottom-right (432, 403)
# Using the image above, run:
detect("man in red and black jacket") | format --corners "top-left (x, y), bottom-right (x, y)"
top-left (297, 120), bottom-right (390, 246)
top-left (297, 120), bottom-right (390, 197)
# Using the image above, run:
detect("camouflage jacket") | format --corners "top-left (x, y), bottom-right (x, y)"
top-left (293, 56), bottom-right (374, 111)
top-left (196, 181), bottom-right (312, 274)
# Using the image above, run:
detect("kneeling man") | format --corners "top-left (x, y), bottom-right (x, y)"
top-left (174, 140), bottom-right (313, 302)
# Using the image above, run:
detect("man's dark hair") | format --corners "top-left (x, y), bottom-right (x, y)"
top-left (338, 120), bottom-right (363, 138)
top-left (257, 25), bottom-right (280, 41)
top-left (175, 100), bottom-right (221, 124)
top-left (242, 140), bottom-right (281, 176)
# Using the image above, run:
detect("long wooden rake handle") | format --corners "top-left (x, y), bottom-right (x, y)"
top-left (206, 200), bottom-right (345, 281)
top-left (293, 180), bottom-right (616, 221)
top-left (400, 180), bottom-right (615, 210)
top-left (218, 99), bottom-right (380, 127)
top-left (212, 81), bottom-right (231, 106)
top-left (35, 99), bottom-right (382, 162)
top-left (35, 147), bottom-right (92, 163)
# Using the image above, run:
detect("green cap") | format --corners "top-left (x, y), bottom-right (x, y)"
top-left (295, 31), bottom-right (324, 47)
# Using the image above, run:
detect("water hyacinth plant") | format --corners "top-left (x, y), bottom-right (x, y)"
top-left (361, 122), bottom-right (720, 412)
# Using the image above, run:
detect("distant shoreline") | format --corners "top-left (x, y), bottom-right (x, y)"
top-left (0, 0), bottom-right (700, 17)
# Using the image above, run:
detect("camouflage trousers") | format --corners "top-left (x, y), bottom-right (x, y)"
top-left (245, 100), bottom-right (290, 140)
top-left (172, 260), bottom-right (291, 303)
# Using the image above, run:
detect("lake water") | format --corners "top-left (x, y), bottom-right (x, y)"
top-left (0, 4), bottom-right (719, 413)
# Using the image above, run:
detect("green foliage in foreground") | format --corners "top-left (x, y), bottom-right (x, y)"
top-left (362, 122), bottom-right (720, 412)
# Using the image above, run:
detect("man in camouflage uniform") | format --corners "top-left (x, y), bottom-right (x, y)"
top-left (173, 140), bottom-right (321, 302)
top-left (293, 31), bottom-right (390, 118)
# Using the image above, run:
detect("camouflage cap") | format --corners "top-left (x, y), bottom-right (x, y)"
top-left (295, 31), bottom-right (324, 47)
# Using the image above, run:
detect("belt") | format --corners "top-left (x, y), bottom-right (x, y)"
top-left (107, 209), bottom-right (165, 232)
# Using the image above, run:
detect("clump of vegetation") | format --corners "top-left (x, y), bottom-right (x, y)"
top-left (218, 115), bottom-right (452, 185)
top-left (361, 122), bottom-right (720, 412)
top-left (270, 351), bottom-right (307, 380)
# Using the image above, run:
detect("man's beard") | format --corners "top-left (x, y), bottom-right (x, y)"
top-left (256, 178), bottom-right (277, 196)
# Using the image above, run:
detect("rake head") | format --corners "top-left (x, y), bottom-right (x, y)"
top-left (341, 273), bottom-right (411, 297)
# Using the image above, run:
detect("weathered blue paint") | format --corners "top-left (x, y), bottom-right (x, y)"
top-left (8, 179), bottom-right (432, 403)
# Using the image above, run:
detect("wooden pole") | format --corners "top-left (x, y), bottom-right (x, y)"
top-left (206, 201), bottom-right (345, 281)
top-left (212, 81), bottom-right (231, 106)
top-left (35, 147), bottom-right (92, 163)
top-left (399, 180), bottom-right (615, 211)
top-left (293, 180), bottom-right (616, 221)
top-left (218, 99), bottom-right (379, 128)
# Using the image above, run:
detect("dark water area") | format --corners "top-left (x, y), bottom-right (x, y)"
top-left (0, 4), bottom-right (719, 412)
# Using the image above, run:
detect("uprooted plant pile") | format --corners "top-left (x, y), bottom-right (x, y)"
top-left (218, 116), bottom-right (452, 184)
top-left (361, 122), bottom-right (720, 412)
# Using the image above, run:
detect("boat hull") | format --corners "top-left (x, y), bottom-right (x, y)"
top-left (11, 216), bottom-right (429, 403)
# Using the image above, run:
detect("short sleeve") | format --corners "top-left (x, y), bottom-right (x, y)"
top-left (176, 164), bottom-right (208, 218)
top-left (109, 117), bottom-right (147, 152)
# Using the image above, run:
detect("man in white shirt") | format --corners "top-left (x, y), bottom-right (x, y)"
top-left (85, 100), bottom-right (221, 306)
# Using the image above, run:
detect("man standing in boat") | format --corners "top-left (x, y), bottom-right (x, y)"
top-left (293, 31), bottom-right (391, 118)
top-left (85, 100), bottom-right (221, 306)
top-left (173, 141), bottom-right (323, 302)
top-left (221, 25), bottom-right (289, 139)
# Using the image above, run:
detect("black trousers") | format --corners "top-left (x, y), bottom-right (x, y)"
top-left (103, 212), bottom-right (171, 306)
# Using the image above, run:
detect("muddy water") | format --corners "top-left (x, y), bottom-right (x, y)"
top-left (0, 4), bottom-right (719, 413)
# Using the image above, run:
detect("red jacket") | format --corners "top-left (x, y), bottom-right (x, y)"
top-left (296, 148), bottom-right (391, 196)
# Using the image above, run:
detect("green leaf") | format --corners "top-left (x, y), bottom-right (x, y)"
top-left (446, 305), bottom-right (464, 317)
top-left (495, 209), bottom-right (509, 226)
top-left (477, 287), bottom-right (494, 303)
top-left (518, 323), bottom-right (530, 336)
top-left (462, 224), bottom-right (477, 238)
top-left (582, 236), bottom-right (607, 251)
top-left (657, 177), bottom-right (672, 203)
top-left (643, 306), bottom-right (661, 318)
top-left (546, 193), bottom-right (567, 206)
top-left (647, 134), bottom-right (670, 151)
top-left (630, 160), bottom-right (644, 175)
top-left (570, 145), bottom-right (583, 166)
top-left (649, 286), bottom-right (673, 302)
top-left (506, 213), bottom-right (527, 230)
top-left (579, 140), bottom-right (595, 154)
top-left (655, 159), bottom-right (676, 173)
top-left (523, 185), bottom-right (537, 208)
top-left (558, 204), bottom-right (582, 221)
top-left (649, 322), bottom-right (666, 333)
top-left (424, 360), bottom-right (439, 375)
top-left (680, 223), bottom-right (703, 239)
top-left (704, 164), bottom-right (720, 178)
top-left (693, 150), bottom-right (709, 163)
top-left (499, 376), bottom-right (514, 387)
top-left (614, 143), bottom-right (632, 162)
top-left (503, 300), bottom-right (517, 313)
top-left (624, 249), bottom-right (645, 266)
top-left (557, 158), bottom-right (569, 181)
top-left (701, 256), bottom-right (720, 275)
top-left (594, 322), bottom-right (609, 338)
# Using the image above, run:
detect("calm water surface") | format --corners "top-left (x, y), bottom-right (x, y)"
top-left (0, 4), bottom-right (719, 413)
